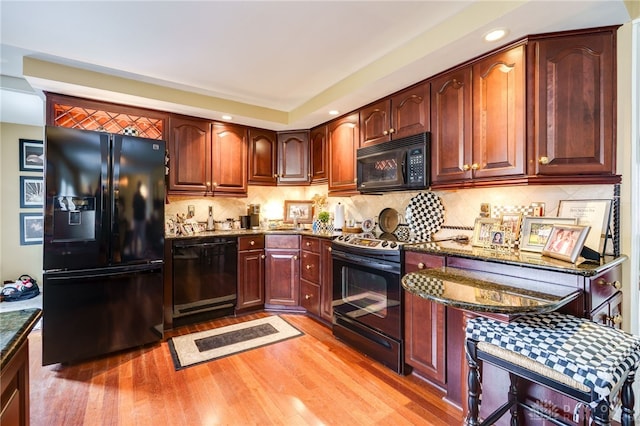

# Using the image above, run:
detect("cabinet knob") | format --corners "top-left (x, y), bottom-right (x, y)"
top-left (327, 247), bottom-right (332, 252)
top-left (261, 254), bottom-right (266, 259)
top-left (606, 314), bottom-right (623, 325)
top-left (596, 278), bottom-right (622, 290)
top-left (388, 128), bottom-right (395, 134)
top-left (471, 163), bottom-right (479, 170)
top-left (293, 255), bottom-right (298, 260)
top-left (250, 240), bottom-right (255, 246)
top-left (383, 130), bottom-right (389, 136)
top-left (305, 294), bottom-right (312, 300)
top-left (206, 181), bottom-right (211, 188)
top-left (462, 164), bottom-right (470, 171)
top-left (212, 182), bottom-right (218, 187)
top-left (417, 262), bottom-right (425, 269)
top-left (306, 264), bottom-right (312, 270)
top-left (306, 241), bottom-right (311, 246)
top-left (539, 156), bottom-right (550, 165)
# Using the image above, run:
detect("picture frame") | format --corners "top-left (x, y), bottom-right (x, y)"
top-left (541, 224), bottom-right (590, 264)
top-left (20, 176), bottom-right (44, 208)
top-left (557, 199), bottom-right (612, 255)
top-left (500, 212), bottom-right (523, 240)
top-left (284, 200), bottom-right (314, 224)
top-left (20, 212), bottom-right (44, 245)
top-left (19, 139), bottom-right (44, 172)
top-left (519, 216), bottom-right (579, 253)
top-left (471, 217), bottom-right (500, 247)
top-left (490, 230), bottom-right (506, 246)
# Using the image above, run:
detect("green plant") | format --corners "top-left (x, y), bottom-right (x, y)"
top-left (318, 211), bottom-right (330, 223)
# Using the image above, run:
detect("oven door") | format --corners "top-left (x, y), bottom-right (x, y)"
top-left (332, 249), bottom-right (402, 340)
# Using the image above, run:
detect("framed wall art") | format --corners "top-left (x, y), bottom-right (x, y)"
top-left (19, 139), bottom-right (44, 172)
top-left (519, 216), bottom-right (578, 253)
top-left (20, 212), bottom-right (44, 245)
top-left (541, 224), bottom-right (590, 264)
top-left (20, 176), bottom-right (44, 208)
top-left (284, 200), bottom-right (314, 224)
top-left (471, 217), bottom-right (499, 247)
top-left (557, 199), bottom-right (612, 255)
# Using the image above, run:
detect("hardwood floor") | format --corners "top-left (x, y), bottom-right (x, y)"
top-left (28, 312), bottom-right (463, 425)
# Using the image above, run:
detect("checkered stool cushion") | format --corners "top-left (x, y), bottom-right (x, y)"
top-left (466, 312), bottom-right (640, 406)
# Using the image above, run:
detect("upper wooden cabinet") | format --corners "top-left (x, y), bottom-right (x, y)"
top-left (359, 82), bottom-right (430, 147)
top-left (211, 122), bottom-right (248, 196)
top-left (248, 128), bottom-right (278, 185)
top-left (431, 44), bottom-right (525, 187)
top-left (168, 115), bottom-right (212, 193)
top-left (328, 113), bottom-right (360, 195)
top-left (528, 28), bottom-right (617, 180)
top-left (309, 125), bottom-right (328, 183)
top-left (277, 131), bottom-right (310, 185)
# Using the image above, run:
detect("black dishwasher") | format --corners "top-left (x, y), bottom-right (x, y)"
top-left (172, 237), bottom-right (237, 325)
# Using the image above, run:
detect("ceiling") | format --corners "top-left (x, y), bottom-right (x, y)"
top-left (0, 1), bottom-right (632, 130)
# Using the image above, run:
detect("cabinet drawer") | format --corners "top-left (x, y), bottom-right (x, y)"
top-left (301, 236), bottom-right (320, 253)
top-left (300, 279), bottom-right (321, 316)
top-left (265, 234), bottom-right (300, 249)
top-left (301, 250), bottom-right (320, 282)
top-left (238, 235), bottom-right (264, 251)
top-left (405, 251), bottom-right (445, 273)
top-left (587, 266), bottom-right (622, 311)
top-left (591, 291), bottom-right (622, 329)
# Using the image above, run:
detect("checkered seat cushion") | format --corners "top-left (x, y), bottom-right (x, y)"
top-left (466, 313), bottom-right (640, 405)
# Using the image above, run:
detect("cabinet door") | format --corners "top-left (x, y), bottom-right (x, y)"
top-left (531, 30), bottom-right (616, 176)
top-left (472, 45), bottom-right (525, 179)
top-left (277, 131), bottom-right (310, 184)
top-left (248, 128), bottom-right (277, 185)
top-left (328, 113), bottom-right (359, 194)
top-left (265, 249), bottom-right (300, 306)
top-left (320, 239), bottom-right (333, 324)
top-left (430, 68), bottom-right (473, 183)
top-left (300, 279), bottom-right (321, 317)
top-left (309, 125), bottom-right (328, 183)
top-left (390, 82), bottom-right (430, 140)
top-left (168, 115), bottom-right (211, 193)
top-left (360, 99), bottom-right (391, 147)
top-left (212, 123), bottom-right (248, 195)
top-left (237, 249), bottom-right (265, 310)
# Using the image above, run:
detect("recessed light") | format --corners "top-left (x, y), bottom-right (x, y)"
top-left (483, 28), bottom-right (508, 42)
top-left (222, 115), bottom-right (232, 120)
top-left (329, 110), bottom-right (339, 116)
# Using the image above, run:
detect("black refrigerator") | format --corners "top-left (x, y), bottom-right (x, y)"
top-left (43, 126), bottom-right (165, 365)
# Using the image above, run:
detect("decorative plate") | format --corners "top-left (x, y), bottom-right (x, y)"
top-left (405, 191), bottom-right (445, 241)
top-left (361, 218), bottom-right (376, 233)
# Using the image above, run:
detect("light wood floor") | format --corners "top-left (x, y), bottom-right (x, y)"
top-left (28, 312), bottom-right (463, 425)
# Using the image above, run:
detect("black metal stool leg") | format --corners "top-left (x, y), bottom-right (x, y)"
top-left (466, 340), bottom-right (481, 426)
top-left (591, 398), bottom-right (611, 426)
top-left (508, 373), bottom-right (519, 425)
top-left (621, 370), bottom-right (636, 426)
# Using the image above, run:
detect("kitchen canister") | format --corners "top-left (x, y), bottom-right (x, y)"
top-left (334, 202), bottom-right (345, 230)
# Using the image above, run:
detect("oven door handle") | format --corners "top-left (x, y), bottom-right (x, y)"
top-left (332, 251), bottom-right (398, 271)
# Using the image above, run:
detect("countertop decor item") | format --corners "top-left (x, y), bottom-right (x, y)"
top-left (378, 208), bottom-right (401, 234)
top-left (361, 218), bottom-right (376, 233)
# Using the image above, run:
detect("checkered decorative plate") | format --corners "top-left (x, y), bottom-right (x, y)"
top-left (405, 192), bottom-right (445, 241)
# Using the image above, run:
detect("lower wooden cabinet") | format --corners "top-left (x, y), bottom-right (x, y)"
top-left (1, 339), bottom-right (30, 426)
top-left (265, 235), bottom-right (300, 308)
top-left (237, 235), bottom-right (265, 312)
top-left (319, 239), bottom-right (334, 323)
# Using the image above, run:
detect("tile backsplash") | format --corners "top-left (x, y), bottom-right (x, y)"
top-left (165, 184), bottom-right (615, 238)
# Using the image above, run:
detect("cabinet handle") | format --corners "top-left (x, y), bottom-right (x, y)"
top-left (261, 254), bottom-right (266, 259)
top-left (389, 128), bottom-right (395, 134)
top-left (462, 164), bottom-right (470, 171)
top-left (606, 314), bottom-right (623, 325)
top-left (596, 279), bottom-right (622, 290)
top-left (305, 294), bottom-right (312, 300)
top-left (417, 262), bottom-right (425, 269)
top-left (539, 156), bottom-right (550, 165)
top-left (250, 240), bottom-right (255, 246)
top-left (471, 163), bottom-right (479, 170)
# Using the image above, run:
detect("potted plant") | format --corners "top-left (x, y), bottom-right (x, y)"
top-left (315, 211), bottom-right (331, 233)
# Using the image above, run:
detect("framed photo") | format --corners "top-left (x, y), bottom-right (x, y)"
top-left (500, 212), bottom-right (523, 240)
top-left (519, 216), bottom-right (578, 253)
top-left (541, 224), bottom-right (590, 264)
top-left (471, 217), bottom-right (499, 246)
top-left (558, 199), bottom-right (612, 254)
top-left (490, 230), bottom-right (506, 246)
top-left (20, 213), bottom-right (43, 245)
top-left (20, 176), bottom-right (44, 208)
top-left (19, 139), bottom-right (44, 172)
top-left (284, 200), bottom-right (314, 224)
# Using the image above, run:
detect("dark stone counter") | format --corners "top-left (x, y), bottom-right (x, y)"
top-left (165, 228), bottom-right (340, 240)
top-left (1, 308), bottom-right (42, 370)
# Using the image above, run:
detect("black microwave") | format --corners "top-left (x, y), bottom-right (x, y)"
top-left (356, 132), bottom-right (430, 193)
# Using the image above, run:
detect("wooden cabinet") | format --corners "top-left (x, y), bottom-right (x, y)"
top-left (404, 251), bottom-right (447, 387)
top-left (309, 125), bottom-right (328, 183)
top-left (528, 28), bottom-right (617, 180)
top-left (168, 115), bottom-right (212, 193)
top-left (1, 340), bottom-right (30, 426)
top-left (591, 291), bottom-right (622, 329)
top-left (277, 131), bottom-right (309, 184)
top-left (265, 234), bottom-right (300, 308)
top-left (431, 44), bottom-right (525, 187)
top-left (237, 235), bottom-right (265, 312)
top-left (300, 236), bottom-right (322, 318)
top-left (211, 122), bottom-right (248, 196)
top-left (328, 113), bottom-right (359, 195)
top-left (248, 128), bottom-right (278, 185)
top-left (360, 82), bottom-right (430, 147)
top-left (319, 239), bottom-right (333, 323)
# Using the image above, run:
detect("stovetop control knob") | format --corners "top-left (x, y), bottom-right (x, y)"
top-left (381, 241), bottom-right (389, 247)
top-left (390, 242), bottom-right (397, 248)
top-left (344, 235), bottom-right (351, 241)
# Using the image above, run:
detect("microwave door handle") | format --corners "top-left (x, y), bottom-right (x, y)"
top-left (401, 152), bottom-right (408, 183)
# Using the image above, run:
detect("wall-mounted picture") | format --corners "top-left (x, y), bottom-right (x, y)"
top-left (471, 217), bottom-right (499, 247)
top-left (558, 199), bottom-right (612, 255)
top-left (519, 217), bottom-right (578, 253)
top-left (20, 213), bottom-right (44, 245)
top-left (500, 212), bottom-right (523, 240)
top-left (541, 224), bottom-right (590, 264)
top-left (19, 139), bottom-right (44, 171)
top-left (284, 200), bottom-right (314, 224)
top-left (20, 176), bottom-right (44, 208)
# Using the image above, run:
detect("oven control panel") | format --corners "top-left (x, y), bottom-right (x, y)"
top-left (334, 235), bottom-right (400, 251)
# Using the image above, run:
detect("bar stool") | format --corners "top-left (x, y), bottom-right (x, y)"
top-left (465, 312), bottom-right (640, 425)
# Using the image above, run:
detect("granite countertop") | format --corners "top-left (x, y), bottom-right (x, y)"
top-left (1, 308), bottom-right (42, 370)
top-left (405, 240), bottom-right (627, 277)
top-left (166, 228), bottom-right (341, 240)
top-left (402, 267), bottom-right (582, 315)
